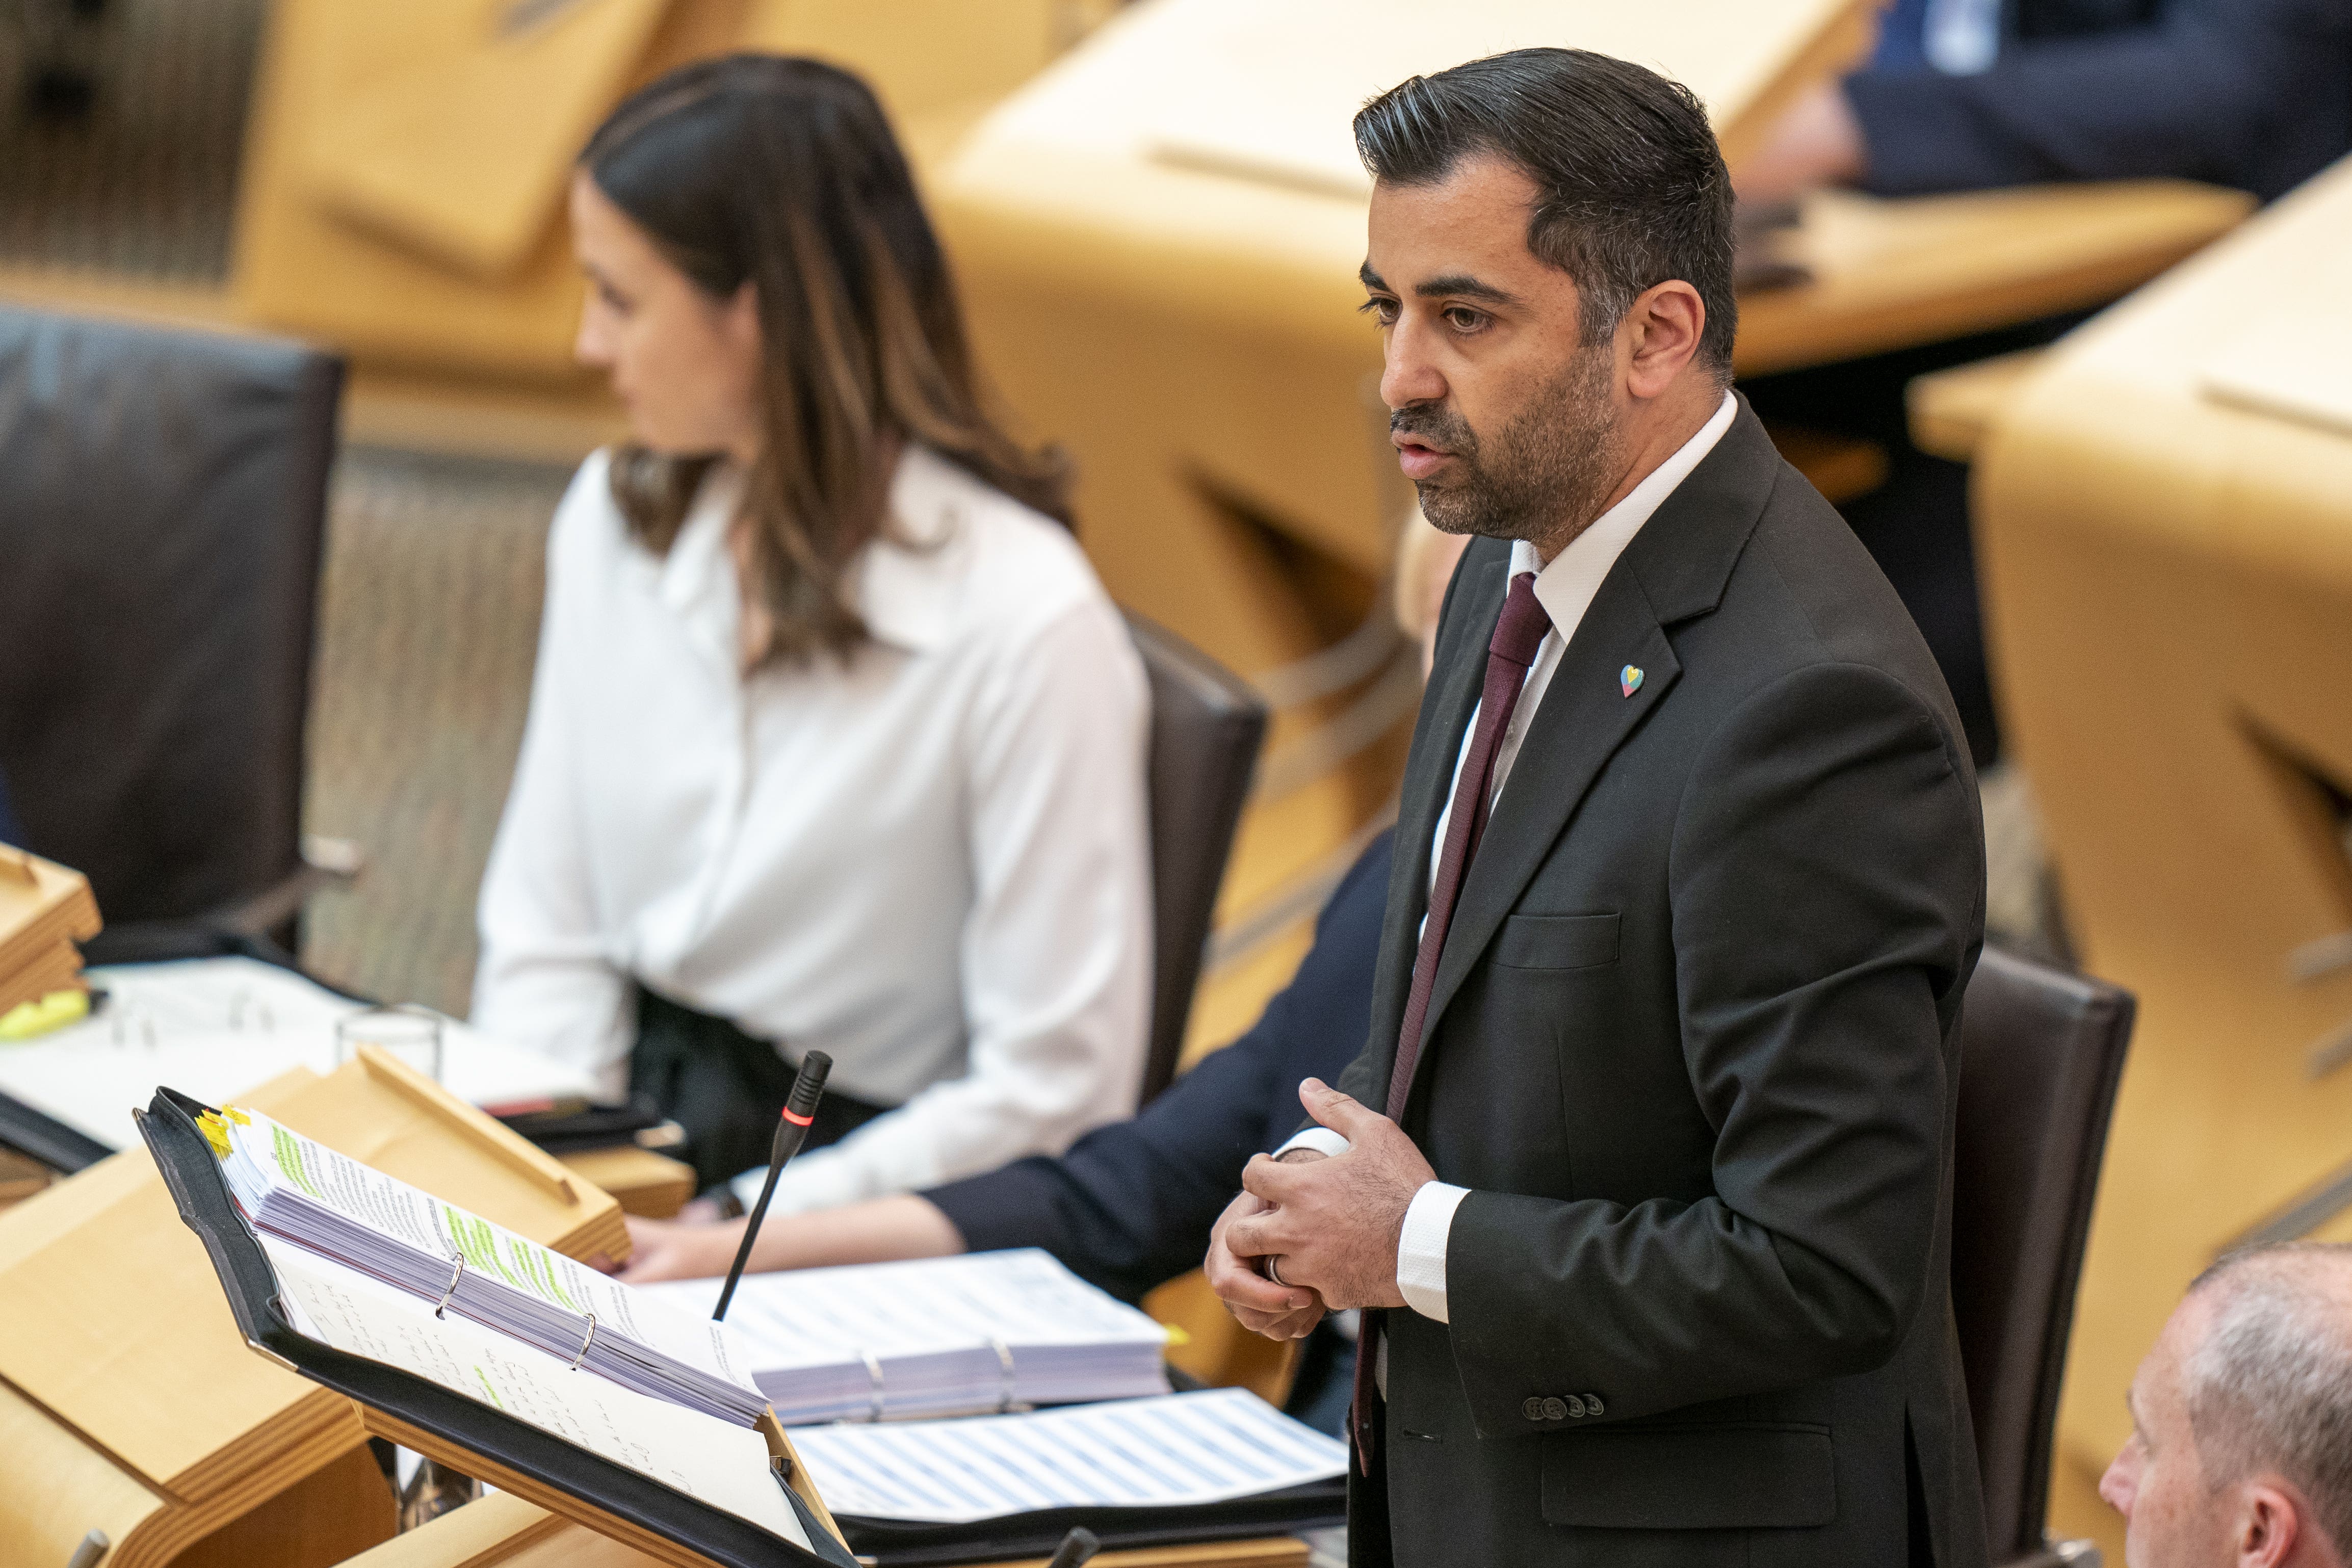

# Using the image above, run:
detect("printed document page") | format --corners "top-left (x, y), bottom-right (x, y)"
top-left (645, 1249), bottom-right (1169, 1370)
top-left (786, 1389), bottom-right (1348, 1523)
top-left (231, 1108), bottom-right (758, 1403)
top-left (263, 1237), bottom-right (810, 1549)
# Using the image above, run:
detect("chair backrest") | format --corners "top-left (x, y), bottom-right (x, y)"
top-left (1122, 613), bottom-right (1267, 1103)
top-left (0, 306), bottom-right (343, 937)
top-left (1952, 945), bottom-right (2136, 1562)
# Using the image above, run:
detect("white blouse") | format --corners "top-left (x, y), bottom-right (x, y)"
top-left (472, 443), bottom-right (1154, 1214)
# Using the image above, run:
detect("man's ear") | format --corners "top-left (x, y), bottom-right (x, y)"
top-left (2234, 1482), bottom-right (2304, 1568)
top-left (1622, 279), bottom-right (1706, 400)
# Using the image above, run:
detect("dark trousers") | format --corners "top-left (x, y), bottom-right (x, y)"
top-left (629, 986), bottom-right (893, 1194)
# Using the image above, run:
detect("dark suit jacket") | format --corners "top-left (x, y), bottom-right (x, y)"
top-left (1846, 0), bottom-right (2352, 202)
top-left (1341, 401), bottom-right (1988, 1568)
top-left (924, 831), bottom-right (1391, 1301)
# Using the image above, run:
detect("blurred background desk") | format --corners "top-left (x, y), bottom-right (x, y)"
top-left (343, 1488), bottom-right (1315, 1568)
top-left (1974, 149), bottom-right (2352, 1552)
top-left (1735, 178), bottom-right (2252, 377)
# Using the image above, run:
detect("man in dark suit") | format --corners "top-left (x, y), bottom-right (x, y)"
top-left (614, 829), bottom-right (1395, 1432)
top-left (1206, 50), bottom-right (1989, 1566)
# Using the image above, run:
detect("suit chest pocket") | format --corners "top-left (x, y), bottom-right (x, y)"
top-left (1491, 911), bottom-right (1619, 971)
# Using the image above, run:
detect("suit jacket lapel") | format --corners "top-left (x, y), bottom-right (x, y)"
top-left (1363, 542), bottom-right (1506, 1089)
top-left (1403, 579), bottom-right (1679, 1094)
top-left (1391, 399), bottom-right (1787, 1104)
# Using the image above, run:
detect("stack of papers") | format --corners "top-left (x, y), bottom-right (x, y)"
top-left (212, 1106), bottom-right (767, 1425)
top-left (0, 956), bottom-right (594, 1152)
top-left (789, 1389), bottom-right (1349, 1523)
top-left (0, 847), bottom-right (99, 1017)
top-left (640, 1251), bottom-right (1172, 1425)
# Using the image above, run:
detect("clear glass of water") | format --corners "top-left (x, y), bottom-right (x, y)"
top-left (334, 1005), bottom-right (445, 1083)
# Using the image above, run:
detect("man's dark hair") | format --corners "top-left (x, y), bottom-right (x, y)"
top-left (1354, 48), bottom-right (1737, 376)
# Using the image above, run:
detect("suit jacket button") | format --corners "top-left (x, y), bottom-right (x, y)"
top-left (1540, 1396), bottom-right (1568, 1421)
top-left (1564, 1395), bottom-right (1587, 1418)
top-left (1584, 1394), bottom-right (1605, 1417)
top-left (1522, 1397), bottom-right (1545, 1421)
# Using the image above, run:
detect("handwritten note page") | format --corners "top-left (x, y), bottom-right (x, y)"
top-left (262, 1237), bottom-right (809, 1549)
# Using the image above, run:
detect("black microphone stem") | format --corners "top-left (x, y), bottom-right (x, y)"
top-left (713, 1051), bottom-right (831, 1323)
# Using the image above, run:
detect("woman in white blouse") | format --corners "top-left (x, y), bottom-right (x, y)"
top-left (473, 54), bottom-right (1153, 1215)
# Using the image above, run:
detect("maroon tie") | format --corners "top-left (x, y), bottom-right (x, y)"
top-left (1352, 569), bottom-right (1552, 1471)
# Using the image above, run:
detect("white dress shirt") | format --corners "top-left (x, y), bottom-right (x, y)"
top-left (1279, 391), bottom-right (1737, 1323)
top-left (473, 442), bottom-right (1154, 1215)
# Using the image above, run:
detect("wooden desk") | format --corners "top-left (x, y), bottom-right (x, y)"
top-left (1735, 179), bottom-right (2251, 378)
top-left (344, 1489), bottom-right (1311, 1568)
top-left (234, 0), bottom-right (1105, 378)
top-left (1972, 152), bottom-right (2352, 1558)
top-left (0, 1053), bottom-right (623, 1568)
top-left (931, 0), bottom-right (1876, 678)
top-left (1906, 348), bottom-right (2050, 463)
top-left (558, 1144), bottom-right (696, 1219)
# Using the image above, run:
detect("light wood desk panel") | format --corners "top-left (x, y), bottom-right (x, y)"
top-left (0, 1054), bottom-right (622, 1568)
top-left (932, 0), bottom-right (1875, 678)
top-left (344, 1488), bottom-right (1311, 1568)
top-left (235, 0), bottom-right (1099, 378)
top-left (1736, 179), bottom-right (2251, 378)
top-left (1974, 151), bottom-right (2352, 1556)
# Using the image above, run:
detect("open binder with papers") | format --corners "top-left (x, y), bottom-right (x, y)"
top-left (144, 1085), bottom-right (1348, 1566)
top-left (138, 1085), bottom-right (858, 1568)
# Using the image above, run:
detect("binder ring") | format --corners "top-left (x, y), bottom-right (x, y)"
top-left (569, 1313), bottom-right (599, 1372)
top-left (434, 1254), bottom-right (466, 1319)
top-left (861, 1349), bottom-right (886, 1423)
top-left (990, 1337), bottom-right (1017, 1415)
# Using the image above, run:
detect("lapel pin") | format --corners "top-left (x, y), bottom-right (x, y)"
top-left (1620, 665), bottom-right (1644, 698)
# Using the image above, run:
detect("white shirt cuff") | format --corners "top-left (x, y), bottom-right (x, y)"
top-left (1272, 1127), bottom-right (1351, 1160)
top-left (1397, 1181), bottom-right (1471, 1323)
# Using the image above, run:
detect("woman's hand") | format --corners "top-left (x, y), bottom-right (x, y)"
top-left (613, 1213), bottom-right (748, 1283)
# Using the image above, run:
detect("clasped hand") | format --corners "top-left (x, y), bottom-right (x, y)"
top-left (1204, 1078), bottom-right (1434, 1339)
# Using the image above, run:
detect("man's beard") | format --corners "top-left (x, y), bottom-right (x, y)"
top-left (1394, 345), bottom-right (1625, 550)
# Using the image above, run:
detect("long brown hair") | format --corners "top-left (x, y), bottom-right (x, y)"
top-left (581, 54), bottom-right (1070, 665)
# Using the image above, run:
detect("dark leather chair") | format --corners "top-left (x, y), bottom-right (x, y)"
top-left (0, 305), bottom-right (345, 958)
top-left (1123, 613), bottom-right (1267, 1103)
top-left (1953, 945), bottom-right (2137, 1568)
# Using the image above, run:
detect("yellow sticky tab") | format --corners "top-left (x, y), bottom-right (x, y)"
top-left (0, 988), bottom-right (89, 1041)
top-left (1163, 1323), bottom-right (1193, 1348)
top-left (196, 1112), bottom-right (233, 1158)
top-left (225, 1107), bottom-right (252, 1126)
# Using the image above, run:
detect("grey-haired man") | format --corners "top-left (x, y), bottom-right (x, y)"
top-left (2103, 1243), bottom-right (2352, 1568)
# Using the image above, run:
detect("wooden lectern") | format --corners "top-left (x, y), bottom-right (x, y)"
top-left (0, 1047), bottom-right (626, 1567)
top-left (1973, 152), bottom-right (2352, 1550)
top-left (344, 1490), bottom-right (1312, 1568)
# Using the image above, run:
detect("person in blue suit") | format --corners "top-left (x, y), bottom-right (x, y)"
top-left (1739, 0), bottom-right (2352, 772)
top-left (1743, 0), bottom-right (2352, 206)
top-left (616, 828), bottom-right (1395, 1434)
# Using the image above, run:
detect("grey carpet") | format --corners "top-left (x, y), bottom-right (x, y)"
top-left (300, 449), bottom-right (570, 1016)
top-left (0, 0), bottom-right (262, 280)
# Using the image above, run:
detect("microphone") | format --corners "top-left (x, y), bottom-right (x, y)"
top-left (1043, 1526), bottom-right (1101, 1568)
top-left (712, 1051), bottom-right (831, 1323)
